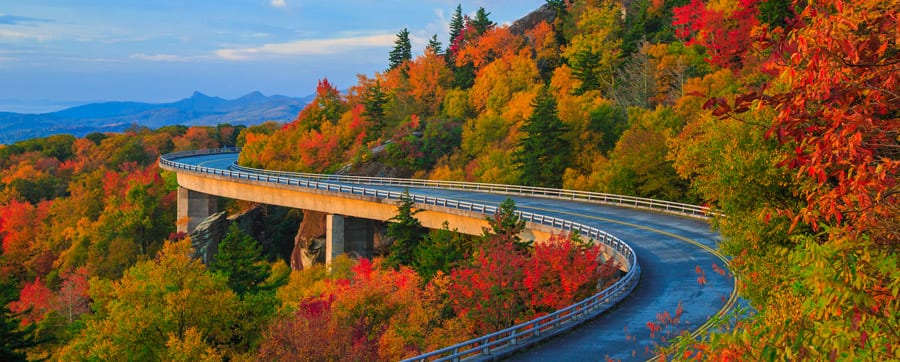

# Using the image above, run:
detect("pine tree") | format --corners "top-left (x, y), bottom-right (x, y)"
top-left (471, 7), bottom-right (494, 35)
top-left (425, 34), bottom-right (443, 55)
top-left (385, 189), bottom-right (427, 269)
top-left (513, 86), bottom-right (570, 188)
top-left (362, 81), bottom-right (389, 139)
top-left (0, 279), bottom-right (37, 361)
top-left (482, 198), bottom-right (529, 252)
top-left (413, 221), bottom-right (468, 281)
top-left (210, 224), bottom-right (272, 296)
top-left (388, 28), bottom-right (412, 71)
top-left (448, 5), bottom-right (465, 47)
top-left (569, 49), bottom-right (603, 94)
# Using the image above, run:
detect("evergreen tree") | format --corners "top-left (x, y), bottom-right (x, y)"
top-left (385, 189), bottom-right (427, 269)
top-left (413, 221), bottom-right (469, 281)
top-left (0, 279), bottom-right (37, 362)
top-left (513, 87), bottom-right (571, 188)
top-left (482, 198), bottom-right (529, 252)
top-left (569, 49), bottom-right (603, 94)
top-left (362, 81), bottom-right (389, 139)
top-left (471, 7), bottom-right (494, 35)
top-left (388, 28), bottom-right (412, 71)
top-left (210, 224), bottom-right (272, 296)
top-left (426, 34), bottom-right (443, 55)
top-left (448, 5), bottom-right (465, 47)
top-left (452, 62), bottom-right (476, 89)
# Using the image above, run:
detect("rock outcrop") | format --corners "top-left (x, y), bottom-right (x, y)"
top-left (189, 210), bottom-right (230, 264)
top-left (509, 3), bottom-right (559, 35)
top-left (290, 210), bottom-right (327, 270)
top-left (189, 204), bottom-right (269, 264)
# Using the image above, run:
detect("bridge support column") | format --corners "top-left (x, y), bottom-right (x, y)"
top-left (326, 214), bottom-right (375, 264)
top-left (177, 187), bottom-right (218, 234)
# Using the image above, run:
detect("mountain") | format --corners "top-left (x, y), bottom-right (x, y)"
top-left (0, 91), bottom-right (313, 144)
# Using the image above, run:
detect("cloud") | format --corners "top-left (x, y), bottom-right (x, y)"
top-left (0, 29), bottom-right (48, 41)
top-left (0, 14), bottom-right (49, 26)
top-left (216, 34), bottom-right (396, 60)
top-left (270, 0), bottom-right (286, 8)
top-left (130, 53), bottom-right (208, 62)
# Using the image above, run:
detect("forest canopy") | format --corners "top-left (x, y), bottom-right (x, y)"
top-left (0, 0), bottom-right (897, 360)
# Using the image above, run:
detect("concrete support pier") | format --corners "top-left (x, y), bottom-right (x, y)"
top-left (177, 187), bottom-right (218, 234)
top-left (326, 214), bottom-right (376, 264)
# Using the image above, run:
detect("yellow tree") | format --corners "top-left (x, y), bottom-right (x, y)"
top-left (562, 0), bottom-right (623, 95)
top-left (467, 50), bottom-right (540, 116)
top-left (60, 239), bottom-right (242, 361)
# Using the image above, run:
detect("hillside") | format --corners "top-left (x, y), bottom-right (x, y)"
top-left (0, 91), bottom-right (313, 144)
top-left (0, 0), bottom-right (896, 360)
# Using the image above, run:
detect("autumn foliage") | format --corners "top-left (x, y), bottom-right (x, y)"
top-left (0, 0), bottom-right (896, 359)
top-left (665, 0), bottom-right (898, 359)
top-left (259, 230), bottom-right (615, 360)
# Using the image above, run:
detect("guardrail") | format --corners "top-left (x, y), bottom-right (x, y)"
top-left (162, 147), bottom-right (715, 219)
top-left (229, 164), bottom-right (714, 220)
top-left (160, 148), bottom-right (642, 361)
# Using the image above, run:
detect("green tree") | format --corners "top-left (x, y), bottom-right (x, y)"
top-left (471, 7), bottom-right (494, 35)
top-left (426, 34), bottom-right (443, 55)
top-left (362, 81), bottom-right (389, 140)
top-left (482, 198), bottom-right (528, 251)
top-left (0, 279), bottom-right (37, 362)
top-left (85, 132), bottom-right (108, 145)
top-left (413, 222), bottom-right (469, 281)
top-left (513, 87), bottom-right (570, 188)
top-left (209, 224), bottom-right (271, 297)
top-left (384, 190), bottom-right (427, 268)
top-left (589, 103), bottom-right (628, 155)
top-left (448, 4), bottom-right (464, 45)
top-left (388, 28), bottom-right (412, 71)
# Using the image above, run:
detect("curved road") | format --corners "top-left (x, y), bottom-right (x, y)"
top-left (171, 152), bottom-right (735, 361)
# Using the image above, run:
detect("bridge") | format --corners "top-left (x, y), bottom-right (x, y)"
top-left (160, 148), bottom-right (737, 361)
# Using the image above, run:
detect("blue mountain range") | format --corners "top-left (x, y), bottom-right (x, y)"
top-left (0, 91), bottom-right (312, 144)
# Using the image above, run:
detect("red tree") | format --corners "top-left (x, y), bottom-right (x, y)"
top-left (8, 277), bottom-right (54, 325)
top-left (672, 0), bottom-right (761, 70)
top-left (524, 235), bottom-right (608, 313)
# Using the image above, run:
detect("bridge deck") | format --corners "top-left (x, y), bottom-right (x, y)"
top-left (168, 151), bottom-right (735, 361)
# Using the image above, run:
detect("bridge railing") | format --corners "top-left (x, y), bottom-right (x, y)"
top-left (161, 147), bottom-right (715, 219)
top-left (160, 148), bottom-right (643, 361)
top-left (228, 163), bottom-right (714, 220)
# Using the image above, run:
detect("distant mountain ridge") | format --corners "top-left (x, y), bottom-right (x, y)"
top-left (0, 91), bottom-right (313, 144)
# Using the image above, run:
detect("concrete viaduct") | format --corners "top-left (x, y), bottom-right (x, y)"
top-left (160, 148), bottom-right (737, 361)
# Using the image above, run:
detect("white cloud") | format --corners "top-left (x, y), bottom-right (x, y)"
top-left (216, 34), bottom-right (396, 60)
top-left (0, 29), bottom-right (48, 41)
top-left (130, 53), bottom-right (208, 62)
top-left (270, 0), bottom-right (286, 8)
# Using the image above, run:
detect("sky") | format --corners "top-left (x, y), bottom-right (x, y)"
top-left (0, 0), bottom-right (545, 113)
